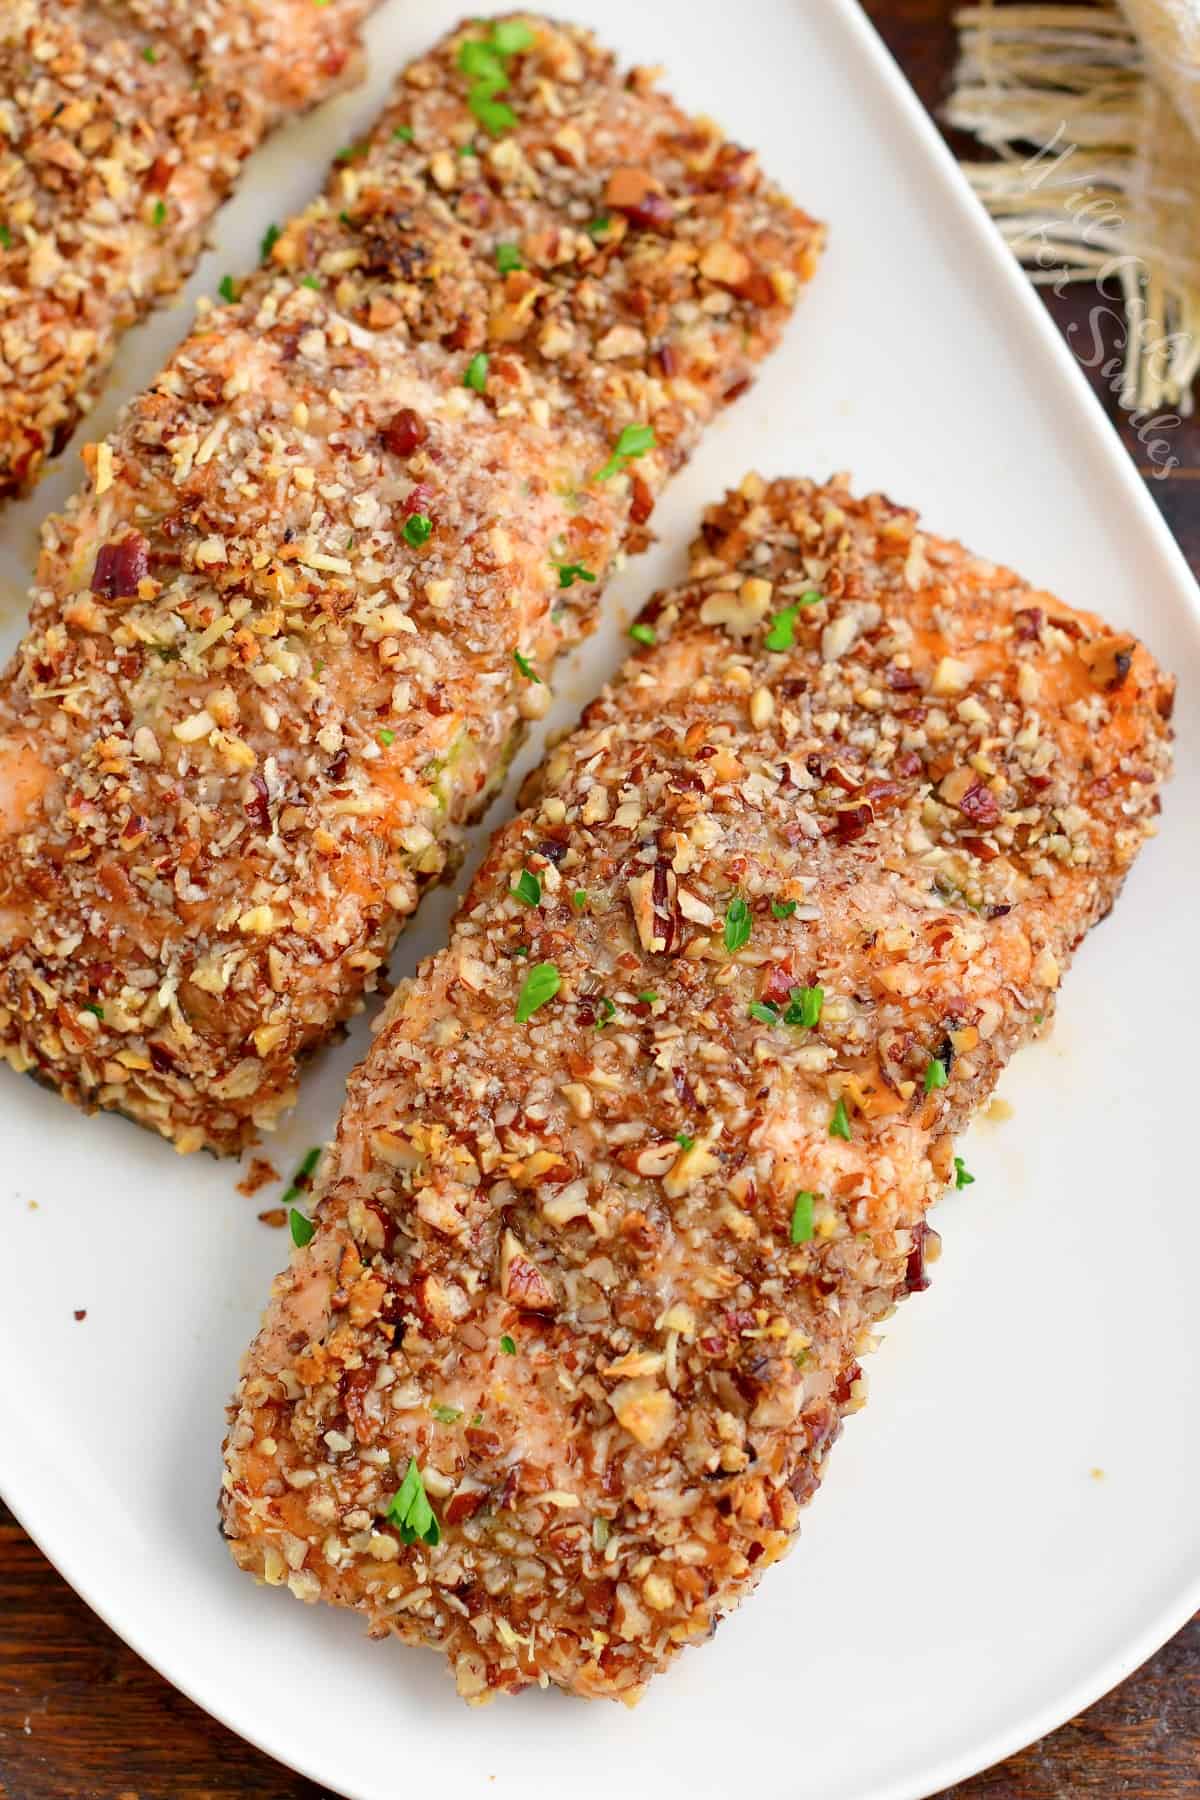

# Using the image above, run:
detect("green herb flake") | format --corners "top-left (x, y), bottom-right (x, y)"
top-left (299, 274), bottom-right (320, 290)
top-left (513, 649), bottom-right (541, 683)
top-left (377, 728), bottom-right (395, 747)
top-left (676, 1132), bottom-right (694, 1150)
top-left (260, 222), bottom-right (280, 262)
top-left (784, 985), bottom-right (824, 1029)
top-left (771, 898), bottom-right (798, 919)
top-left (490, 18), bottom-right (534, 54)
top-left (748, 1001), bottom-right (779, 1026)
top-left (586, 214), bottom-right (611, 239)
top-left (571, 888), bottom-right (589, 911)
top-left (556, 562), bottom-right (595, 589)
top-left (829, 1098), bottom-right (852, 1141)
top-left (723, 896), bottom-right (751, 954)
top-left (629, 622), bottom-right (656, 646)
top-left (403, 512), bottom-right (433, 547)
top-left (83, 1002), bottom-right (104, 1020)
top-left (334, 143), bottom-right (366, 164)
top-left (218, 274), bottom-right (237, 303)
top-left (499, 1334), bottom-right (517, 1356)
top-left (392, 124), bottom-right (414, 142)
top-left (954, 1156), bottom-right (975, 1190)
top-left (595, 996), bottom-right (616, 1028)
top-left (280, 1146), bottom-right (322, 1207)
top-left (790, 1190), bottom-right (815, 1244)
top-left (151, 200), bottom-right (167, 227)
top-left (142, 44), bottom-right (159, 63)
top-left (496, 241), bottom-right (523, 272)
top-left (458, 38), bottom-right (507, 83)
top-left (637, 990), bottom-right (658, 1005)
top-left (515, 960), bottom-right (560, 1023)
top-left (464, 351), bottom-right (489, 392)
top-left (0, 225), bottom-right (12, 250)
top-left (510, 868), bottom-right (541, 907)
top-left (469, 89), bottom-right (517, 135)
top-left (764, 605), bottom-right (798, 652)
top-left (595, 422), bottom-right (656, 482)
top-left (385, 1457), bottom-right (440, 1546)
top-left (431, 1403), bottom-right (462, 1424)
top-left (924, 1057), bottom-right (948, 1094)
top-left (289, 1207), bottom-right (316, 1248)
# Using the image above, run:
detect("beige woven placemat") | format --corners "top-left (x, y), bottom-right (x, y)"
top-left (947, 0), bottom-right (1200, 413)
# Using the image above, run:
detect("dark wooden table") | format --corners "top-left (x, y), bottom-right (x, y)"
top-left (2, 5), bottom-right (1197, 1797)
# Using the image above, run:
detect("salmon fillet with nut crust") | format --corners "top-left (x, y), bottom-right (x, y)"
top-left (0, 16), bottom-right (822, 1152)
top-left (0, 0), bottom-right (376, 501)
top-left (220, 474), bottom-right (1173, 1703)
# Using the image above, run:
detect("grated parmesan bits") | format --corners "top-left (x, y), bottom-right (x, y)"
top-left (0, 17), bottom-right (824, 1150)
top-left (0, 0), bottom-right (376, 500)
top-left (220, 474), bottom-right (1172, 1704)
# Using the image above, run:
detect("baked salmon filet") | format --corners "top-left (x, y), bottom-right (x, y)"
top-left (0, 0), bottom-right (376, 501)
top-left (0, 16), bottom-right (822, 1151)
top-left (220, 473), bottom-right (1173, 1702)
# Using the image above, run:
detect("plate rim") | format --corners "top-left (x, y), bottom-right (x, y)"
top-left (2, 2), bottom-right (1199, 1796)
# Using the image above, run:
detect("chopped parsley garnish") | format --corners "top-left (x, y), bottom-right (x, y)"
top-left (637, 990), bottom-right (658, 1005)
top-left (377, 728), bottom-right (395, 746)
top-left (676, 1132), bottom-right (694, 1150)
top-left (83, 1002), bottom-right (104, 1019)
top-left (218, 274), bottom-right (236, 303)
top-left (334, 143), bottom-right (366, 164)
top-left (260, 222), bottom-right (280, 261)
top-left (771, 898), bottom-right (798, 919)
top-left (457, 23), bottom-right (529, 138)
top-left (595, 996), bottom-right (616, 1028)
top-left (151, 200), bottom-right (167, 227)
top-left (829, 1098), bottom-right (852, 1140)
top-left (299, 274), bottom-right (320, 289)
top-left (499, 1334), bottom-right (517, 1356)
top-left (392, 124), bottom-right (414, 142)
top-left (765, 606), bottom-right (799, 652)
top-left (556, 562), bottom-right (595, 589)
top-left (513, 649), bottom-right (540, 682)
top-left (924, 1057), bottom-right (948, 1093)
top-left (496, 242), bottom-right (523, 272)
top-left (748, 1001), bottom-right (779, 1026)
top-left (954, 1156), bottom-right (975, 1190)
top-left (464, 351), bottom-right (489, 392)
top-left (490, 18), bottom-right (535, 54)
top-left (510, 868), bottom-right (541, 907)
top-left (431, 1403), bottom-right (462, 1424)
top-left (0, 225), bottom-right (11, 249)
top-left (629, 622), bottom-right (656, 646)
top-left (586, 214), bottom-right (611, 239)
top-left (403, 512), bottom-right (433, 547)
top-left (515, 960), bottom-right (560, 1022)
top-left (142, 44), bottom-right (159, 63)
top-left (723, 896), bottom-right (751, 953)
top-left (289, 1207), bottom-right (316, 1247)
top-left (790, 1190), bottom-right (815, 1244)
top-left (571, 889), bottom-right (589, 910)
top-left (595, 422), bottom-right (656, 481)
top-left (512, 945), bottom-right (530, 958)
top-left (281, 1146), bottom-right (322, 1207)
top-left (470, 90), bottom-right (516, 133)
top-left (385, 1458), bottom-right (440, 1546)
top-left (785, 985), bottom-right (823, 1029)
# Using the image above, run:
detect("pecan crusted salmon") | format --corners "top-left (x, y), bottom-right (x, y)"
top-left (0, 17), bottom-right (822, 1152)
top-left (0, 0), bottom-right (375, 501)
top-left (220, 474), bottom-right (1173, 1703)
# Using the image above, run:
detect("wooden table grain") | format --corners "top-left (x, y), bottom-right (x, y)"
top-left (1, 5), bottom-right (1197, 1797)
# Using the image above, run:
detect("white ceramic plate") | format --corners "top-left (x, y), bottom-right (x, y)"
top-left (1, 3), bottom-right (1197, 1797)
